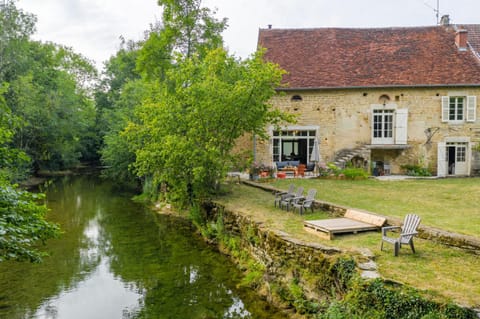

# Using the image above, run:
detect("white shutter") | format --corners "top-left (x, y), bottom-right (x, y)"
top-left (466, 96), bottom-right (477, 122)
top-left (441, 96), bottom-right (449, 122)
top-left (395, 109), bottom-right (408, 144)
top-left (395, 108), bottom-right (408, 144)
top-left (437, 142), bottom-right (447, 177)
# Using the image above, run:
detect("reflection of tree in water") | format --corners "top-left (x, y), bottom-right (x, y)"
top-left (0, 175), bottom-right (285, 319)
top-left (99, 199), bottom-right (256, 319)
top-left (0, 175), bottom-right (103, 318)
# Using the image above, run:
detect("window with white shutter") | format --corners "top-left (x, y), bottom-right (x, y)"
top-left (441, 96), bottom-right (476, 123)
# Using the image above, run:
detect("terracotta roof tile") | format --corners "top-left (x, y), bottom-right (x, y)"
top-left (258, 26), bottom-right (480, 89)
top-left (462, 24), bottom-right (480, 58)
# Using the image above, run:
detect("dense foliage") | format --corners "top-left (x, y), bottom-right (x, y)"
top-left (1, 1), bottom-right (97, 172)
top-left (98, 0), bottom-right (291, 206)
top-left (0, 77), bottom-right (59, 263)
top-left (126, 48), bottom-right (287, 206)
top-left (0, 1), bottom-right (87, 262)
top-left (0, 184), bottom-right (59, 263)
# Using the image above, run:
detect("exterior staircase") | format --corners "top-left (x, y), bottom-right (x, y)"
top-left (333, 145), bottom-right (370, 169)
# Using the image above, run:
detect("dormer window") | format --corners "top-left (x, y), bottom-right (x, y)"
top-left (291, 95), bottom-right (303, 101)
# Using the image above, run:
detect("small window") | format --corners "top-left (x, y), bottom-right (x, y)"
top-left (291, 95), bottom-right (303, 101)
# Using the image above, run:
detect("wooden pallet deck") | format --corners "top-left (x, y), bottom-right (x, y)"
top-left (304, 209), bottom-right (387, 240)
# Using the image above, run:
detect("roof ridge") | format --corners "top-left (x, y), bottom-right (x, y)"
top-left (259, 25), bottom-right (445, 32)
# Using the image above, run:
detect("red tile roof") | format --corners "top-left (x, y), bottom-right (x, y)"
top-left (258, 26), bottom-right (480, 89)
top-left (462, 24), bottom-right (480, 58)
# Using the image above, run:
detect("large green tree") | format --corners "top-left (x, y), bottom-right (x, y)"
top-left (7, 42), bottom-right (97, 170)
top-left (99, 0), bottom-right (290, 206)
top-left (2, 1), bottom-right (97, 172)
top-left (126, 48), bottom-right (288, 206)
top-left (137, 0), bottom-right (227, 79)
top-left (95, 39), bottom-right (144, 184)
top-left (99, 0), bottom-right (227, 184)
top-left (0, 0), bottom-right (36, 83)
top-left (0, 86), bottom-right (59, 263)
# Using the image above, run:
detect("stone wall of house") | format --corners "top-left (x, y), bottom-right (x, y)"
top-left (230, 133), bottom-right (254, 170)
top-left (253, 87), bottom-right (480, 175)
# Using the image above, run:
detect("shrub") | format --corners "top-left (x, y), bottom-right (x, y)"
top-left (401, 164), bottom-right (431, 177)
top-left (342, 168), bottom-right (369, 180)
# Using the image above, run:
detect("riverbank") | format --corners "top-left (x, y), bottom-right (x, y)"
top-left (19, 163), bottom-right (102, 189)
top-left (154, 182), bottom-right (479, 318)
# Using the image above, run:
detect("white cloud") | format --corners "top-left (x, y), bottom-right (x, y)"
top-left (16, 0), bottom-right (480, 69)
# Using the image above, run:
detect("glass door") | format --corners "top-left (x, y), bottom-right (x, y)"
top-left (372, 109), bottom-right (394, 144)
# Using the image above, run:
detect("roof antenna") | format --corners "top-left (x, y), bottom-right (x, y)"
top-left (423, 0), bottom-right (440, 24)
top-left (436, 0), bottom-right (440, 24)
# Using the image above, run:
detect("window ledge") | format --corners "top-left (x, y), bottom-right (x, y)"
top-left (366, 144), bottom-right (411, 150)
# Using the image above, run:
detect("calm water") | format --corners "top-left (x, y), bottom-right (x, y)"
top-left (0, 175), bottom-right (286, 319)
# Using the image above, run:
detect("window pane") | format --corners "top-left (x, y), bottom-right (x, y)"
top-left (457, 146), bottom-right (466, 162)
top-left (385, 114), bottom-right (393, 137)
top-left (273, 139), bottom-right (279, 162)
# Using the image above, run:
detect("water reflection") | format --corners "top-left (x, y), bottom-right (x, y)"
top-left (0, 175), bottom-right (286, 319)
top-left (35, 259), bottom-right (142, 319)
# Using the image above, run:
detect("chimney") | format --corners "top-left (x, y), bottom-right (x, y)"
top-left (455, 29), bottom-right (468, 51)
top-left (440, 15), bottom-right (450, 26)
top-left (268, 24), bottom-right (272, 29)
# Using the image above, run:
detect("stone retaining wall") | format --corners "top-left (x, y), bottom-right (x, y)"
top-left (204, 199), bottom-right (479, 317)
top-left (207, 201), bottom-right (356, 316)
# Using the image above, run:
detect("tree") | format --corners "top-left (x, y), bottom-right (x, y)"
top-left (0, 0), bottom-right (36, 83)
top-left (99, 79), bottom-right (146, 184)
top-left (2, 1), bottom-right (98, 171)
top-left (137, 0), bottom-right (227, 79)
top-left (0, 86), bottom-right (60, 263)
top-left (6, 41), bottom-right (97, 171)
top-left (126, 48), bottom-right (289, 206)
top-left (0, 184), bottom-right (60, 263)
top-left (95, 39), bottom-right (144, 184)
top-left (99, 0), bottom-right (227, 184)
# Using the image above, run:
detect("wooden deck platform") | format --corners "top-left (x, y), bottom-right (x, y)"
top-left (304, 209), bottom-right (387, 240)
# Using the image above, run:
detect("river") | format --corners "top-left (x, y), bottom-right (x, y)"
top-left (0, 174), bottom-right (287, 319)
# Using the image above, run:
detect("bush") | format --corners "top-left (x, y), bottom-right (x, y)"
top-left (342, 168), bottom-right (369, 180)
top-left (401, 164), bottom-right (431, 177)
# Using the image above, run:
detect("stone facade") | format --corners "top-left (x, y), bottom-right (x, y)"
top-left (253, 87), bottom-right (480, 176)
top-left (252, 25), bottom-right (480, 177)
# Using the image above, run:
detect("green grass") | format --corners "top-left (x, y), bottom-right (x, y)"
top-left (217, 180), bottom-right (480, 308)
top-left (270, 177), bottom-right (480, 237)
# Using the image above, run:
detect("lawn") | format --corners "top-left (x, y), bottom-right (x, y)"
top-left (216, 179), bottom-right (480, 308)
top-left (271, 177), bottom-right (480, 237)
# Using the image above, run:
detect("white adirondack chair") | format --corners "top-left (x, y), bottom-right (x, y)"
top-left (381, 214), bottom-right (421, 256)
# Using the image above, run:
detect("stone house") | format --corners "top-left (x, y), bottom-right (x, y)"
top-left (252, 19), bottom-right (480, 176)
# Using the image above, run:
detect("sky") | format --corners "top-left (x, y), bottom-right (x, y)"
top-left (15, 0), bottom-right (480, 70)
